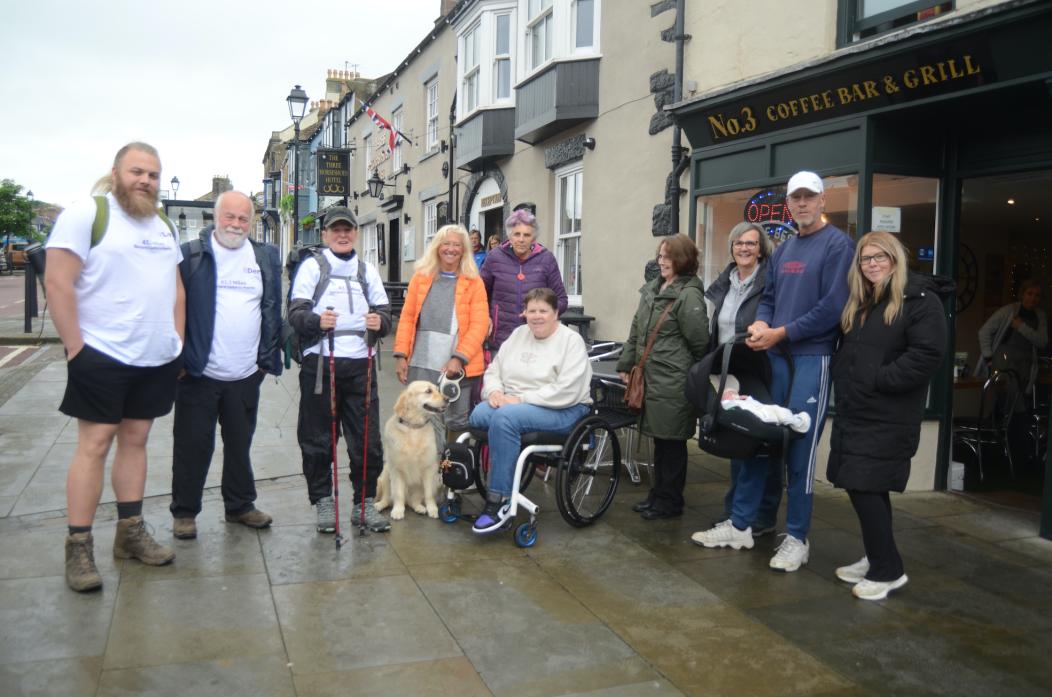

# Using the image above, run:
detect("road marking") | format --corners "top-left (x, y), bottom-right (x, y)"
top-left (0, 346), bottom-right (29, 368)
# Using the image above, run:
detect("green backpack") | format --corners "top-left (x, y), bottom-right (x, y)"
top-left (90, 195), bottom-right (177, 247)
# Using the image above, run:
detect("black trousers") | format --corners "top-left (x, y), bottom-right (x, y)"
top-left (847, 489), bottom-right (904, 582)
top-left (650, 438), bottom-right (688, 513)
top-left (170, 372), bottom-right (264, 518)
top-left (298, 355), bottom-right (382, 505)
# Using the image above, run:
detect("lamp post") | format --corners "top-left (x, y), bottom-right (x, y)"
top-left (26, 190), bottom-right (33, 202)
top-left (287, 84), bottom-right (309, 246)
top-left (170, 176), bottom-right (180, 200)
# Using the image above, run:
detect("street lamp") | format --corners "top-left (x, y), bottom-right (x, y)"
top-left (287, 84), bottom-right (309, 245)
top-left (367, 170), bottom-right (394, 200)
top-left (170, 176), bottom-right (180, 199)
top-left (26, 190), bottom-right (33, 202)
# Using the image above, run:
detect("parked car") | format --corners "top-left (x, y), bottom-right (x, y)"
top-left (5, 243), bottom-right (28, 269)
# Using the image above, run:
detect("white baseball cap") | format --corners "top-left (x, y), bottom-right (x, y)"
top-left (786, 171), bottom-right (824, 195)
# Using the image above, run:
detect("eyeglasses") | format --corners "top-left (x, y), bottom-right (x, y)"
top-left (732, 240), bottom-right (759, 249)
top-left (859, 252), bottom-right (890, 265)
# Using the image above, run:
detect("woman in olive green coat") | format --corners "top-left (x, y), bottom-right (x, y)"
top-left (617, 234), bottom-right (709, 519)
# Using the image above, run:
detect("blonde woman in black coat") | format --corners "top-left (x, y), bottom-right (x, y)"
top-left (827, 231), bottom-right (948, 601)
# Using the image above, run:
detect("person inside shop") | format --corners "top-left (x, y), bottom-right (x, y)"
top-left (469, 227), bottom-right (487, 270)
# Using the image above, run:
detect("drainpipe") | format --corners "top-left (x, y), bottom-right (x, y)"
top-left (669, 0), bottom-right (689, 235)
top-left (448, 99), bottom-right (457, 223)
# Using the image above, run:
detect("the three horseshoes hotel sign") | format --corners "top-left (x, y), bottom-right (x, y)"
top-left (693, 38), bottom-right (994, 148)
top-left (317, 149), bottom-right (351, 196)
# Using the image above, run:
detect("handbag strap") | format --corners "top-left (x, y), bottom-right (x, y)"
top-left (637, 297), bottom-right (677, 368)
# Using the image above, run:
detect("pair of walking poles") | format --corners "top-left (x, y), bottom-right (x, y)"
top-left (323, 306), bottom-right (376, 549)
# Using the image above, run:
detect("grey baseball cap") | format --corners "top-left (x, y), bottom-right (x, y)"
top-left (324, 206), bottom-right (357, 228)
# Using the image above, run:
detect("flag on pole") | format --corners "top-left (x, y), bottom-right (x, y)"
top-left (363, 102), bottom-right (411, 152)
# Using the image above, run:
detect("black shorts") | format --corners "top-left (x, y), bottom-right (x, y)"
top-left (59, 345), bottom-right (182, 424)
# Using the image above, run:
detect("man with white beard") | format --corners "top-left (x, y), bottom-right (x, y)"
top-left (46, 142), bottom-right (185, 592)
top-left (169, 190), bottom-right (283, 540)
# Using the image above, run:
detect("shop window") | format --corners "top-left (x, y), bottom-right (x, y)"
top-left (694, 175), bottom-right (859, 288)
top-left (871, 174), bottom-right (938, 273)
top-left (556, 163), bottom-right (583, 304)
top-left (838, 0), bottom-right (953, 45)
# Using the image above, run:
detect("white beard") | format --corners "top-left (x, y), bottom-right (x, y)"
top-left (214, 226), bottom-right (248, 249)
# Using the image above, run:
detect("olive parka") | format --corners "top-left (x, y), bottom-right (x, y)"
top-left (617, 274), bottom-right (709, 440)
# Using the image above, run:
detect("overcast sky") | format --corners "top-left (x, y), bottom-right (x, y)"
top-left (0, 0), bottom-right (445, 208)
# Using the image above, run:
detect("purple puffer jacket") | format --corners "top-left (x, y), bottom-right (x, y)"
top-left (480, 241), bottom-right (569, 348)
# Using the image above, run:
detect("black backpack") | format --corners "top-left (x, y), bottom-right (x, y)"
top-left (282, 246), bottom-right (371, 366)
top-left (440, 442), bottom-right (476, 491)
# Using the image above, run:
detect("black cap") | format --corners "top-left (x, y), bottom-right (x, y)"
top-left (324, 206), bottom-right (357, 228)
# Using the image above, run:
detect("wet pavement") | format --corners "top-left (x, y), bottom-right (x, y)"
top-left (1, 338), bottom-right (1051, 696)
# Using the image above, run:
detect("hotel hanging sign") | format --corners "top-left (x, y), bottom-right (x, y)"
top-left (317, 149), bottom-right (350, 196)
top-left (693, 38), bottom-right (994, 147)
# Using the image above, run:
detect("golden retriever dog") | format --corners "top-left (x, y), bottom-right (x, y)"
top-left (375, 380), bottom-right (447, 520)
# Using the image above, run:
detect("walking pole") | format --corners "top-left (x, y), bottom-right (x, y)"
top-left (327, 307), bottom-right (343, 549)
top-left (359, 306), bottom-right (377, 537)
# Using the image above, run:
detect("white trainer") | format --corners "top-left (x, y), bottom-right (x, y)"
top-left (769, 534), bottom-right (809, 572)
top-left (690, 519), bottom-right (754, 550)
top-left (835, 557), bottom-right (870, 584)
top-left (852, 574), bottom-right (908, 601)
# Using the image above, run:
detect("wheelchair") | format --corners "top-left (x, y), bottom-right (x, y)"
top-left (438, 371), bottom-right (639, 548)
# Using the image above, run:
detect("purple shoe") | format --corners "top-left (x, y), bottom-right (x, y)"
top-left (473, 497), bottom-right (511, 534)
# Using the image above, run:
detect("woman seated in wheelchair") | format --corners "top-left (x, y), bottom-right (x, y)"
top-left (468, 287), bottom-right (593, 533)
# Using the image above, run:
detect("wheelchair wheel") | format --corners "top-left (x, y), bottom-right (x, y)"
top-left (556, 415), bottom-right (622, 527)
top-left (438, 499), bottom-right (461, 524)
top-left (514, 522), bottom-right (538, 548)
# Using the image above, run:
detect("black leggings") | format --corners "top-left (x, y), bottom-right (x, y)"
top-left (847, 490), bottom-right (904, 582)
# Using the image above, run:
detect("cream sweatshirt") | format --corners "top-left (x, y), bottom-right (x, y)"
top-left (482, 323), bottom-right (593, 409)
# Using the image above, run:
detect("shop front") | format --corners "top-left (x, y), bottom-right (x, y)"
top-left (670, 1), bottom-right (1052, 536)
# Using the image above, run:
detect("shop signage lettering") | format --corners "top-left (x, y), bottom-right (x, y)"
top-left (480, 193), bottom-right (503, 208)
top-left (697, 40), bottom-right (994, 147)
top-left (316, 149), bottom-right (350, 196)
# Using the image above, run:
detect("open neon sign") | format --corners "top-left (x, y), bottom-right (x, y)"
top-left (743, 188), bottom-right (797, 243)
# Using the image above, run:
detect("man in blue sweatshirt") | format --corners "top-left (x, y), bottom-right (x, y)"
top-left (692, 170), bottom-right (853, 572)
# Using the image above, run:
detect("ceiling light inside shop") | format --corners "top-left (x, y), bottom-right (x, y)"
top-left (1007, 198), bottom-right (1016, 205)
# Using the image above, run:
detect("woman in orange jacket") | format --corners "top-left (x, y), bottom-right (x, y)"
top-left (393, 224), bottom-right (490, 444)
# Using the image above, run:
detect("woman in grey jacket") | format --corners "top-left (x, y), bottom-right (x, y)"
top-left (975, 279), bottom-right (1047, 397)
top-left (704, 222), bottom-right (780, 535)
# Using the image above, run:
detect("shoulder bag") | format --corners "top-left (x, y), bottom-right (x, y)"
top-left (624, 299), bottom-right (676, 411)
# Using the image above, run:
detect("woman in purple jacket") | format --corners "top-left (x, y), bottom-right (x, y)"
top-left (480, 209), bottom-right (568, 349)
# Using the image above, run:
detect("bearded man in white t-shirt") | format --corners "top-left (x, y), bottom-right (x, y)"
top-left (46, 142), bottom-right (185, 592)
top-left (169, 191), bottom-right (283, 541)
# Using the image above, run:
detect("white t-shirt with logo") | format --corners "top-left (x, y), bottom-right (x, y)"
top-left (204, 237), bottom-right (262, 381)
top-left (46, 193), bottom-right (183, 366)
top-left (290, 248), bottom-right (388, 359)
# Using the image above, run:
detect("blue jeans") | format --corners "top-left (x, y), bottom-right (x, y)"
top-left (730, 354), bottom-right (830, 540)
top-left (724, 455), bottom-right (782, 528)
top-left (469, 401), bottom-right (591, 497)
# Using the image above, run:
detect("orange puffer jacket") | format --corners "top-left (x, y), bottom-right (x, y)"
top-left (393, 271), bottom-right (490, 378)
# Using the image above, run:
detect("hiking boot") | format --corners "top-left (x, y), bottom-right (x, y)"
top-left (835, 556), bottom-right (870, 584)
top-left (769, 534), bottom-right (809, 572)
top-left (473, 495), bottom-right (512, 535)
top-left (315, 496), bottom-right (336, 534)
top-left (852, 574), bottom-right (908, 601)
top-left (225, 508), bottom-right (273, 529)
top-left (65, 532), bottom-right (102, 592)
top-left (113, 516), bottom-right (175, 566)
top-left (352, 497), bottom-right (391, 533)
top-left (690, 519), bottom-right (754, 550)
top-left (172, 517), bottom-right (197, 540)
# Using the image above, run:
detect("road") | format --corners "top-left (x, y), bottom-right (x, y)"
top-left (0, 272), bottom-right (47, 369)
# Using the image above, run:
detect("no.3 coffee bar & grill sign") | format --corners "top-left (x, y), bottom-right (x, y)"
top-left (695, 39), bottom-right (994, 147)
top-left (317, 149), bottom-right (350, 196)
